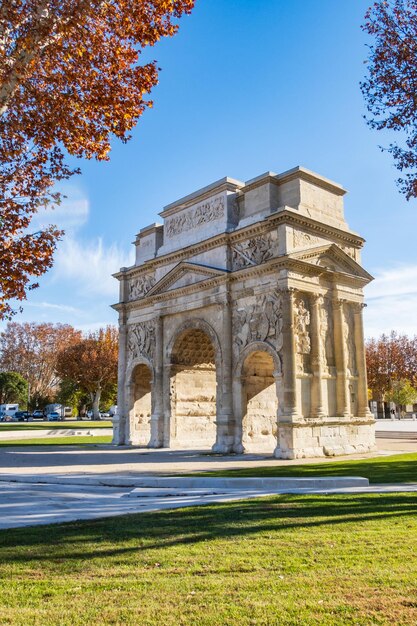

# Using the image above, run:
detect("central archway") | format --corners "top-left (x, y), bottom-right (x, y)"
top-left (169, 327), bottom-right (217, 448)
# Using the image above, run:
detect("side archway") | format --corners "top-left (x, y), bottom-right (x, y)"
top-left (126, 357), bottom-right (154, 446)
top-left (234, 341), bottom-right (282, 453)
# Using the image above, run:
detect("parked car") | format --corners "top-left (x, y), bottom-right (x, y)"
top-left (47, 412), bottom-right (61, 421)
top-left (12, 411), bottom-right (32, 421)
top-left (100, 412), bottom-right (110, 418)
top-left (31, 410), bottom-right (45, 420)
top-left (0, 412), bottom-right (13, 422)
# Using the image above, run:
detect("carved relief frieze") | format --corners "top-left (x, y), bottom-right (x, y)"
top-left (294, 297), bottom-right (311, 373)
top-left (127, 320), bottom-right (156, 363)
top-left (165, 196), bottom-right (224, 237)
top-left (231, 232), bottom-right (276, 270)
top-left (293, 230), bottom-right (322, 249)
top-left (128, 274), bottom-right (156, 301)
top-left (233, 292), bottom-right (283, 358)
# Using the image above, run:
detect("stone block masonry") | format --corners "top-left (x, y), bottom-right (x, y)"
top-left (112, 166), bottom-right (376, 458)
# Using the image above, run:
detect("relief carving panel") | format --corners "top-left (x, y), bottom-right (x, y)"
top-left (233, 292), bottom-right (283, 359)
top-left (294, 297), bottom-right (311, 373)
top-left (127, 320), bottom-right (156, 363)
top-left (165, 196), bottom-right (224, 237)
top-left (231, 232), bottom-right (276, 270)
top-left (128, 274), bottom-right (156, 301)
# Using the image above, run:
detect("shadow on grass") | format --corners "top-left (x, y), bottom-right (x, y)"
top-left (1, 493), bottom-right (416, 566)
top-left (193, 454), bottom-right (417, 484)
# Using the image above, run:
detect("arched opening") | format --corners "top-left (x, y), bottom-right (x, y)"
top-left (170, 328), bottom-right (217, 448)
top-left (241, 350), bottom-right (278, 452)
top-left (129, 363), bottom-right (152, 446)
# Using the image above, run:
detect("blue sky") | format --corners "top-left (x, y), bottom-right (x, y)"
top-left (9, 0), bottom-right (417, 336)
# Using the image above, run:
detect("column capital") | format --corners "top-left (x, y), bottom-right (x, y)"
top-left (332, 297), bottom-right (346, 310)
top-left (352, 302), bottom-right (366, 314)
top-left (310, 292), bottom-right (324, 305)
top-left (278, 287), bottom-right (297, 297)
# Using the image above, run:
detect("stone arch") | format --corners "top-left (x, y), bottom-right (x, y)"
top-left (233, 341), bottom-right (283, 453)
top-left (126, 356), bottom-right (154, 446)
top-left (166, 318), bottom-right (223, 371)
top-left (167, 319), bottom-right (221, 449)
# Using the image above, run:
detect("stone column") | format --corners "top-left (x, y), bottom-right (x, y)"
top-left (310, 294), bottom-right (325, 418)
top-left (353, 303), bottom-right (373, 418)
top-left (280, 288), bottom-right (299, 420)
top-left (149, 315), bottom-right (164, 447)
top-left (332, 299), bottom-right (350, 417)
top-left (213, 296), bottom-right (235, 453)
top-left (113, 309), bottom-right (128, 445)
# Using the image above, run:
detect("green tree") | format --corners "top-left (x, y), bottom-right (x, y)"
top-left (0, 371), bottom-right (28, 405)
top-left (386, 379), bottom-right (417, 413)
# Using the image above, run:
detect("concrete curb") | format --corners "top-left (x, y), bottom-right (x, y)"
top-left (0, 428), bottom-right (113, 441)
top-left (0, 473), bottom-right (369, 490)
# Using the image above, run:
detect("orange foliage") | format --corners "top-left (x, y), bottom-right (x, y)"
top-left (56, 325), bottom-right (118, 416)
top-left (366, 331), bottom-right (417, 400)
top-left (0, 0), bottom-right (194, 318)
top-left (0, 321), bottom-right (82, 397)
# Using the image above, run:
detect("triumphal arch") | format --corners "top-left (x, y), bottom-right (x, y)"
top-left (112, 166), bottom-right (376, 458)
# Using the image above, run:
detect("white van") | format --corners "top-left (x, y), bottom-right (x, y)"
top-left (0, 404), bottom-right (19, 420)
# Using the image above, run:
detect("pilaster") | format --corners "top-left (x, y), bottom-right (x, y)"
top-left (213, 292), bottom-right (235, 453)
top-left (310, 294), bottom-right (326, 418)
top-left (353, 303), bottom-right (374, 418)
top-left (149, 315), bottom-right (164, 447)
top-left (113, 309), bottom-right (128, 445)
top-left (333, 298), bottom-right (350, 417)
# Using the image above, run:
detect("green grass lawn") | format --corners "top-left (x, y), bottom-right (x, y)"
top-left (189, 452), bottom-right (417, 484)
top-left (0, 420), bottom-right (112, 431)
top-left (0, 436), bottom-right (112, 446)
top-left (0, 493), bottom-right (416, 625)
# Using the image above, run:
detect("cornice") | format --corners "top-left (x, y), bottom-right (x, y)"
top-left (115, 208), bottom-right (365, 282)
top-left (115, 252), bottom-right (369, 313)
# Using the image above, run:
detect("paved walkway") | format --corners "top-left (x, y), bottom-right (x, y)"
top-left (0, 441), bottom-right (415, 530)
top-left (0, 438), bottom-right (415, 480)
top-left (1, 478), bottom-right (416, 530)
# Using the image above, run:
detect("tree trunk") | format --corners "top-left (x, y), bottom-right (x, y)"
top-left (92, 389), bottom-right (101, 420)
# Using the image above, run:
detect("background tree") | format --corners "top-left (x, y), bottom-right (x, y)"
top-left (361, 0), bottom-right (417, 199)
top-left (57, 326), bottom-right (118, 419)
top-left (386, 379), bottom-right (417, 415)
top-left (366, 331), bottom-right (417, 412)
top-left (0, 0), bottom-right (194, 319)
top-left (56, 378), bottom-right (88, 418)
top-left (0, 371), bottom-right (28, 405)
top-left (0, 321), bottom-right (81, 398)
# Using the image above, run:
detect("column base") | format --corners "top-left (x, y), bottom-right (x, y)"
top-left (211, 441), bottom-right (234, 454)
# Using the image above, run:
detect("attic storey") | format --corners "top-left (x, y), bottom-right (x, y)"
top-left (112, 166), bottom-right (376, 459)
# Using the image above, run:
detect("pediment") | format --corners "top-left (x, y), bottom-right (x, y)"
top-left (289, 244), bottom-right (373, 281)
top-left (147, 262), bottom-right (228, 296)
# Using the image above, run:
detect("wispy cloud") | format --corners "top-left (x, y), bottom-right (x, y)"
top-left (364, 264), bottom-right (417, 338)
top-left (24, 301), bottom-right (85, 316)
top-left (53, 236), bottom-right (133, 299)
top-left (31, 183), bottom-right (89, 233)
